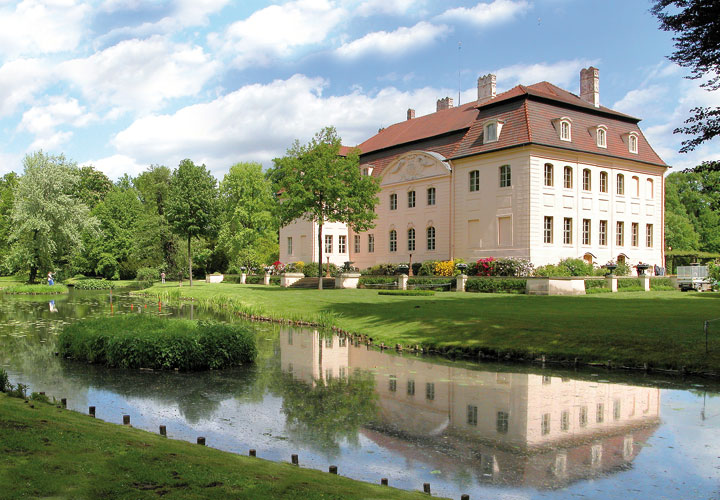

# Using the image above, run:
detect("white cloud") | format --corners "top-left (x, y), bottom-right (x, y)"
top-left (60, 35), bottom-right (219, 114)
top-left (612, 85), bottom-right (669, 120)
top-left (437, 0), bottom-right (530, 26)
top-left (82, 154), bottom-right (147, 181)
top-left (19, 96), bottom-right (96, 151)
top-left (493, 58), bottom-right (599, 92)
top-left (109, 74), bottom-right (456, 177)
top-left (211, 0), bottom-right (345, 68)
top-left (335, 21), bottom-right (447, 59)
top-left (354, 0), bottom-right (417, 16)
top-left (0, 152), bottom-right (23, 177)
top-left (0, 58), bottom-right (51, 117)
top-left (0, 0), bottom-right (91, 58)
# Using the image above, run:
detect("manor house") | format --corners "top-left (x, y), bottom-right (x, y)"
top-left (280, 68), bottom-right (668, 271)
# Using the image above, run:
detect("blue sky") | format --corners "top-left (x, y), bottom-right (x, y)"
top-left (1, 0), bottom-right (718, 180)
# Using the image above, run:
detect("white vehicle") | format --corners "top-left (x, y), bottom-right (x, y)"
top-left (676, 264), bottom-right (712, 291)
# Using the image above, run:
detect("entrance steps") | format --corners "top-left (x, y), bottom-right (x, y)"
top-left (289, 277), bottom-right (336, 289)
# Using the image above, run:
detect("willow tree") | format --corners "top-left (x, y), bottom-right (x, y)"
top-left (166, 159), bottom-right (219, 286)
top-left (270, 127), bottom-right (380, 285)
top-left (7, 151), bottom-right (99, 283)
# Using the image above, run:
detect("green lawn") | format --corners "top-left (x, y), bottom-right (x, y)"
top-left (0, 276), bottom-right (23, 290)
top-left (142, 282), bottom-right (720, 373)
top-left (0, 394), bottom-right (440, 500)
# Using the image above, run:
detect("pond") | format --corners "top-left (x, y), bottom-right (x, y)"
top-left (1, 289), bottom-right (719, 500)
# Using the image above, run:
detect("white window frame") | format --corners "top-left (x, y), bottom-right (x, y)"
top-left (544, 163), bottom-right (554, 187)
top-left (408, 190), bottom-right (416, 208)
top-left (368, 234), bottom-right (375, 253)
top-left (582, 219), bottom-right (591, 245)
top-left (469, 170), bottom-right (480, 192)
top-left (560, 119), bottom-right (572, 141)
top-left (338, 235), bottom-right (346, 253)
top-left (628, 132), bottom-right (639, 154)
top-left (596, 125), bottom-right (607, 148)
top-left (617, 174), bottom-right (625, 196)
top-left (483, 119), bottom-right (504, 144)
top-left (616, 221), bottom-right (624, 247)
top-left (426, 226), bottom-right (436, 251)
top-left (582, 168), bottom-right (591, 191)
top-left (354, 234), bottom-right (360, 253)
top-left (325, 235), bottom-right (333, 254)
top-left (499, 165), bottom-right (511, 188)
top-left (563, 166), bottom-right (573, 189)
top-left (563, 217), bottom-right (573, 245)
top-left (389, 230), bottom-right (397, 252)
top-left (600, 171), bottom-right (608, 193)
top-left (407, 227), bottom-right (415, 251)
top-left (646, 224), bottom-right (654, 248)
top-left (427, 187), bottom-right (436, 206)
top-left (599, 220), bottom-right (608, 246)
top-left (389, 193), bottom-right (397, 210)
top-left (287, 237), bottom-right (293, 256)
top-left (544, 216), bottom-right (553, 244)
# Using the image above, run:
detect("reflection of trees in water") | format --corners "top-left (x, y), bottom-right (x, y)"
top-left (269, 370), bottom-right (379, 456)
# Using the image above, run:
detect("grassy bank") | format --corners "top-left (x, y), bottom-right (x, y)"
top-left (2, 283), bottom-right (69, 294)
top-left (141, 283), bottom-right (720, 374)
top-left (0, 394), bottom-right (437, 500)
top-left (58, 316), bottom-right (257, 370)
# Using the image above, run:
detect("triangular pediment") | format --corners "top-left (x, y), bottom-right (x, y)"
top-left (380, 151), bottom-right (451, 186)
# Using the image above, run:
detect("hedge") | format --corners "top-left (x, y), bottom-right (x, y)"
top-left (465, 277), bottom-right (527, 293)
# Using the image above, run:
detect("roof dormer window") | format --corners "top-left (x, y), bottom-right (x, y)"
top-left (483, 119), bottom-right (504, 144)
top-left (553, 117), bottom-right (572, 142)
top-left (628, 132), bottom-right (638, 154)
top-left (596, 125), bottom-right (607, 148)
top-left (361, 165), bottom-right (374, 176)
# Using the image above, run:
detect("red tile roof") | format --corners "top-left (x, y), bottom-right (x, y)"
top-left (357, 81), bottom-right (667, 175)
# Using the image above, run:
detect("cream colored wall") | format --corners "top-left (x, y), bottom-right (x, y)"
top-left (450, 149), bottom-right (532, 262)
top-left (279, 328), bottom-right (350, 384)
top-left (279, 219), bottom-right (350, 267)
top-left (528, 146), bottom-right (665, 268)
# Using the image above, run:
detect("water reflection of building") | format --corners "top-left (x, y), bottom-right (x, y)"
top-left (279, 328), bottom-right (661, 489)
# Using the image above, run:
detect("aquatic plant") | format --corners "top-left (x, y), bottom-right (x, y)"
top-left (58, 315), bottom-right (257, 371)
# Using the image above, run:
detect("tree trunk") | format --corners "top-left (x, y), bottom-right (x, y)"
top-left (317, 221), bottom-right (323, 290)
top-left (29, 266), bottom-right (37, 284)
top-left (188, 235), bottom-right (193, 287)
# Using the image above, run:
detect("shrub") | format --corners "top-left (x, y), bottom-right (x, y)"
top-left (417, 260), bottom-right (437, 276)
top-left (584, 278), bottom-right (607, 290)
top-left (535, 258), bottom-right (594, 277)
top-left (58, 315), bottom-right (257, 371)
top-left (72, 279), bottom-right (115, 290)
top-left (359, 276), bottom-right (397, 289)
top-left (302, 262), bottom-right (338, 277)
top-left (465, 277), bottom-right (527, 293)
top-left (378, 290), bottom-right (435, 296)
top-left (491, 257), bottom-right (534, 277)
top-left (136, 267), bottom-right (158, 283)
top-left (409, 277), bottom-right (454, 291)
top-left (0, 368), bottom-right (8, 392)
top-left (469, 257), bottom-right (495, 276)
top-left (285, 261), bottom-right (305, 273)
top-left (433, 260), bottom-right (456, 277)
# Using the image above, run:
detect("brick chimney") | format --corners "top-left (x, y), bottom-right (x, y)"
top-left (477, 74), bottom-right (496, 104)
top-left (580, 67), bottom-right (599, 107)
top-left (407, 108), bottom-right (415, 120)
top-left (436, 97), bottom-right (453, 112)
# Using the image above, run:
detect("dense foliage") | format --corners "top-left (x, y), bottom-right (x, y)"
top-left (465, 278), bottom-right (527, 293)
top-left (71, 279), bottom-right (115, 290)
top-left (58, 315), bottom-right (257, 371)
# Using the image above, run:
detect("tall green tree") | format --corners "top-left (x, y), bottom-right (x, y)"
top-left (218, 162), bottom-right (278, 270)
top-left (0, 172), bottom-right (18, 270)
top-left (75, 166), bottom-right (113, 209)
top-left (652, 0), bottom-right (720, 152)
top-left (269, 127), bottom-right (380, 285)
top-left (166, 159), bottom-right (219, 286)
top-left (7, 152), bottom-right (99, 282)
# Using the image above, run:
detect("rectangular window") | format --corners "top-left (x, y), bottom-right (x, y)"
top-left (544, 164), bottom-right (553, 187)
top-left (389, 376), bottom-right (397, 393)
top-left (427, 187), bottom-right (436, 206)
top-left (646, 224), bottom-right (654, 248)
top-left (561, 410), bottom-right (570, 431)
top-left (408, 190), bottom-right (415, 208)
top-left (500, 165), bottom-right (511, 187)
top-left (617, 174), bottom-right (625, 195)
top-left (583, 169), bottom-right (591, 191)
top-left (368, 234), bottom-right (374, 253)
top-left (616, 221), bottom-right (625, 246)
top-left (389, 193), bottom-right (397, 210)
top-left (579, 406), bottom-right (588, 427)
top-left (599, 220), bottom-right (608, 246)
top-left (467, 405), bottom-right (478, 426)
top-left (389, 230), bottom-right (397, 252)
top-left (287, 237), bottom-right (293, 255)
top-left (613, 399), bottom-right (621, 420)
top-left (325, 235), bottom-right (333, 253)
top-left (408, 228), bottom-right (415, 251)
top-left (600, 172), bottom-right (608, 193)
top-left (426, 382), bottom-right (435, 401)
top-left (469, 170), bottom-right (479, 192)
top-left (597, 403), bottom-right (605, 423)
top-left (496, 411), bottom-right (509, 434)
top-left (582, 219), bottom-right (591, 245)
top-left (563, 217), bottom-right (572, 245)
top-left (564, 166), bottom-right (573, 189)
top-left (354, 234), bottom-right (360, 253)
top-left (407, 380), bottom-right (415, 396)
top-left (427, 226), bottom-right (436, 251)
top-left (544, 216), bottom-right (553, 244)
top-left (338, 235), bottom-right (346, 253)
top-left (541, 413), bottom-right (551, 435)
top-left (631, 223), bottom-right (639, 247)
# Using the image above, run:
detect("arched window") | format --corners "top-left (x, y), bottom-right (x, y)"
top-left (485, 122), bottom-right (497, 142)
top-left (646, 178), bottom-right (654, 199)
top-left (389, 230), bottom-right (397, 252)
top-left (563, 166), bottom-right (573, 189)
top-left (597, 127), bottom-right (607, 148)
top-left (582, 168), bottom-right (591, 191)
top-left (632, 176), bottom-right (640, 197)
top-left (600, 171), bottom-right (608, 193)
top-left (628, 133), bottom-right (638, 154)
top-left (616, 174), bottom-right (625, 195)
top-left (560, 120), bottom-right (571, 141)
top-left (426, 226), bottom-right (436, 251)
top-left (544, 163), bottom-right (553, 187)
top-left (407, 228), bottom-right (415, 251)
